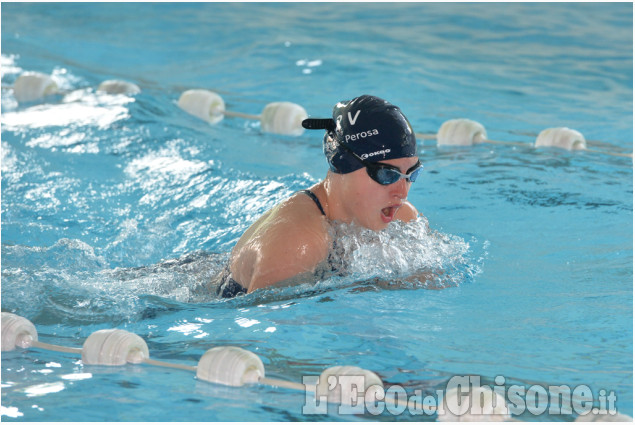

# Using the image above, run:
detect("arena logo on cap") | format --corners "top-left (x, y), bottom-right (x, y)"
top-left (361, 149), bottom-right (391, 160)
top-left (344, 128), bottom-right (380, 143)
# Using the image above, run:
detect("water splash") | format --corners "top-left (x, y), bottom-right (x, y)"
top-left (1, 54), bottom-right (22, 79)
top-left (326, 217), bottom-right (480, 290)
top-left (238, 218), bottom-right (483, 305)
top-left (1, 240), bottom-right (227, 324)
top-left (1, 217), bottom-right (481, 323)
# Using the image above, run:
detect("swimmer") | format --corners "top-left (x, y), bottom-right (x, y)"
top-left (215, 94), bottom-right (423, 297)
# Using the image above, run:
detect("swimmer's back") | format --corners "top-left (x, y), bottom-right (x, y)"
top-left (229, 188), bottom-right (331, 293)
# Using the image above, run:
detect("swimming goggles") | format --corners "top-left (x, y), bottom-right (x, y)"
top-left (336, 141), bottom-right (423, 185)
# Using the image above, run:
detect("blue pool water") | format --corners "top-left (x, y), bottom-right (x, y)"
top-left (1, 2), bottom-right (632, 421)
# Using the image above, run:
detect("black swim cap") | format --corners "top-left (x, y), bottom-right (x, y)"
top-left (302, 95), bottom-right (417, 174)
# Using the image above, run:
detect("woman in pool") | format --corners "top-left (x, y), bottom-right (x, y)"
top-left (216, 94), bottom-right (423, 297)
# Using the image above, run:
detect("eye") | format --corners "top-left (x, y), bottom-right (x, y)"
top-left (376, 168), bottom-right (399, 184)
top-left (408, 167), bottom-right (422, 182)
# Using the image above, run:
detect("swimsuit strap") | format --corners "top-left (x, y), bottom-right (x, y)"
top-left (299, 190), bottom-right (326, 216)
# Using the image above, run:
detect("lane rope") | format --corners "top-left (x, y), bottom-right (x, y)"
top-left (4, 312), bottom-right (632, 422)
top-left (4, 313), bottom-right (484, 417)
top-left (4, 71), bottom-right (632, 157)
top-left (0, 312), bottom-right (446, 413)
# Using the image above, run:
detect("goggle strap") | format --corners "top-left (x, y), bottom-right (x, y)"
top-left (301, 118), bottom-right (336, 132)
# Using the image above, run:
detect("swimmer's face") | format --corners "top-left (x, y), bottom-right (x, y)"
top-left (342, 156), bottom-right (418, 231)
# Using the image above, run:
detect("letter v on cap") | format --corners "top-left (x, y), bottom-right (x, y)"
top-left (348, 110), bottom-right (361, 125)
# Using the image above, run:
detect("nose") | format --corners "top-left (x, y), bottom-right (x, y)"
top-left (390, 177), bottom-right (409, 199)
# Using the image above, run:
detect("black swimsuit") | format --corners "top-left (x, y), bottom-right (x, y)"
top-left (216, 266), bottom-right (248, 298)
top-left (217, 190), bottom-right (326, 298)
top-left (298, 190), bottom-right (347, 276)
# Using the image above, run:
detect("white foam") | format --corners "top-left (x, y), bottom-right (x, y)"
top-left (1, 54), bottom-right (22, 77)
top-left (327, 217), bottom-right (477, 288)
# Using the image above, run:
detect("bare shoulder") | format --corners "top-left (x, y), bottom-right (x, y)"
top-left (261, 194), bottom-right (330, 253)
top-left (396, 201), bottom-right (419, 222)
top-left (231, 192), bottom-right (330, 292)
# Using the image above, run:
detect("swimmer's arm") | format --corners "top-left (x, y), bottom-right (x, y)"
top-left (244, 225), bottom-right (329, 293)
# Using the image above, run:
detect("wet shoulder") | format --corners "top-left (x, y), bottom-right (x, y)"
top-left (263, 193), bottom-right (330, 247)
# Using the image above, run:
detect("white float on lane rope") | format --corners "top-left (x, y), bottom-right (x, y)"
top-left (178, 89), bottom-right (307, 136)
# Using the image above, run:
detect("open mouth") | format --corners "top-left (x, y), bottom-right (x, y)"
top-left (380, 205), bottom-right (399, 223)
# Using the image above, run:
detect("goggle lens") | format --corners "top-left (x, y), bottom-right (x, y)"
top-left (333, 139), bottom-right (422, 186)
top-left (368, 161), bottom-right (423, 185)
